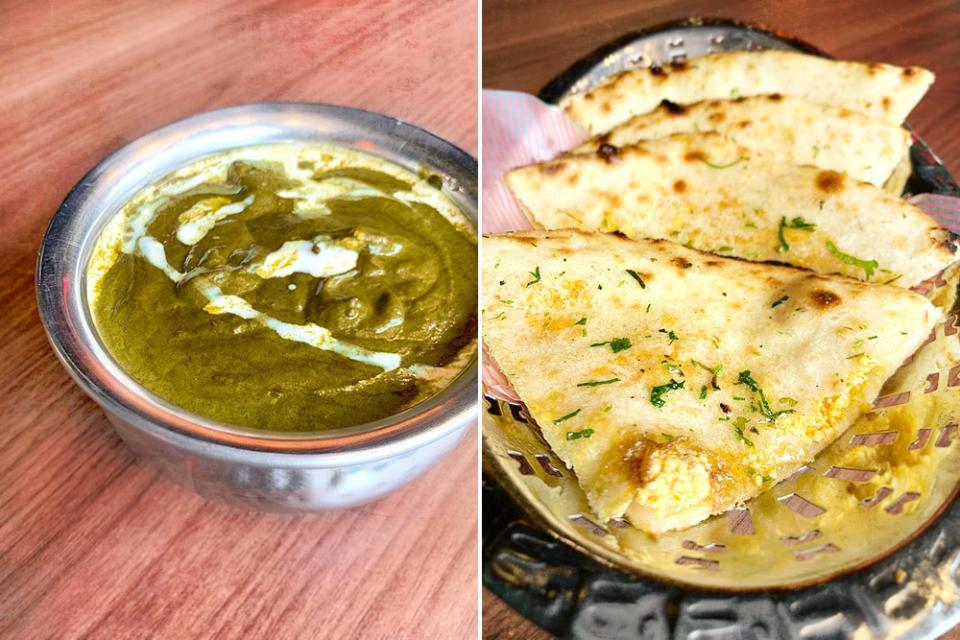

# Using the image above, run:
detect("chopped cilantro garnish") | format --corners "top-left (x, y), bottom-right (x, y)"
top-left (590, 337), bottom-right (632, 353)
top-left (868, 335), bottom-right (878, 340)
top-left (577, 378), bottom-right (621, 387)
top-left (730, 87), bottom-right (739, 98)
top-left (737, 370), bottom-right (795, 422)
top-left (818, 200), bottom-right (826, 210)
top-left (883, 274), bottom-right (902, 285)
top-left (553, 408), bottom-right (581, 424)
top-left (566, 428), bottom-right (594, 440)
top-left (777, 216), bottom-right (816, 252)
top-left (493, 312), bottom-right (507, 320)
top-left (575, 317), bottom-right (587, 325)
top-left (661, 433), bottom-right (676, 442)
top-left (717, 245), bottom-right (733, 252)
top-left (701, 157), bottom-right (742, 169)
top-left (646, 303), bottom-right (652, 313)
top-left (733, 417), bottom-right (754, 447)
top-left (699, 385), bottom-right (708, 399)
top-left (650, 380), bottom-right (684, 408)
top-left (526, 266), bottom-right (541, 286)
top-left (661, 358), bottom-right (684, 376)
top-left (690, 359), bottom-right (723, 376)
top-left (771, 295), bottom-right (790, 308)
top-left (626, 269), bottom-right (646, 288)
top-left (659, 328), bottom-right (678, 344)
top-left (826, 240), bottom-right (878, 278)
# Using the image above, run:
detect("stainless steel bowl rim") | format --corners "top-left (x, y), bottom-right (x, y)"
top-left (37, 102), bottom-right (478, 462)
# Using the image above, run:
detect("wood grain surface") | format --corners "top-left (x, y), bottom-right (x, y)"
top-left (0, 2), bottom-right (478, 639)
top-left (482, 0), bottom-right (960, 638)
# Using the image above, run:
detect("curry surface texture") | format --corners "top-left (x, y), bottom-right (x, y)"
top-left (89, 144), bottom-right (476, 432)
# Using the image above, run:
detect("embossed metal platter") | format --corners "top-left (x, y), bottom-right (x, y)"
top-left (483, 17), bottom-right (960, 640)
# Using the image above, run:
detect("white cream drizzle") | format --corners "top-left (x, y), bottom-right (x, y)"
top-left (202, 286), bottom-right (401, 371)
top-left (176, 195), bottom-right (255, 245)
top-left (276, 178), bottom-right (386, 216)
top-left (122, 198), bottom-right (168, 253)
top-left (252, 236), bottom-right (359, 279)
top-left (137, 236), bottom-right (184, 282)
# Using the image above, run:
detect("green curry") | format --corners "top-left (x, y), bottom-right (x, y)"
top-left (90, 144), bottom-right (476, 431)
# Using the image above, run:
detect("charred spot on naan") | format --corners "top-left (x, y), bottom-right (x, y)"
top-left (942, 234), bottom-right (959, 255)
top-left (512, 235), bottom-right (540, 247)
top-left (539, 161), bottom-right (567, 175)
top-left (621, 437), bottom-right (659, 484)
top-left (660, 99), bottom-right (687, 115)
top-left (707, 111), bottom-right (726, 123)
top-left (815, 170), bottom-right (845, 193)
top-left (810, 289), bottom-right (842, 308)
top-left (597, 143), bottom-right (621, 164)
top-left (672, 179), bottom-right (688, 193)
top-left (603, 193), bottom-right (623, 209)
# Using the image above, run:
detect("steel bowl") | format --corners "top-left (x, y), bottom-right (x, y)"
top-left (37, 102), bottom-right (478, 511)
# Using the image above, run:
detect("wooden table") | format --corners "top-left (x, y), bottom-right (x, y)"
top-left (0, 2), bottom-right (477, 638)
top-left (482, 0), bottom-right (960, 637)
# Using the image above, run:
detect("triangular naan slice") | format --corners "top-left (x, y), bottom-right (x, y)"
top-left (573, 94), bottom-right (911, 189)
top-left (561, 50), bottom-right (934, 134)
top-left (506, 132), bottom-right (958, 288)
top-left (483, 230), bottom-right (940, 532)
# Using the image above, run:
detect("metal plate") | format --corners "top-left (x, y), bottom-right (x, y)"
top-left (484, 18), bottom-right (960, 639)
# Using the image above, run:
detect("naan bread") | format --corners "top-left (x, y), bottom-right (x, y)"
top-left (574, 94), bottom-right (911, 189)
top-left (483, 230), bottom-right (940, 532)
top-left (561, 50), bottom-right (934, 134)
top-left (506, 132), bottom-right (957, 288)
top-left (884, 151), bottom-right (913, 195)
